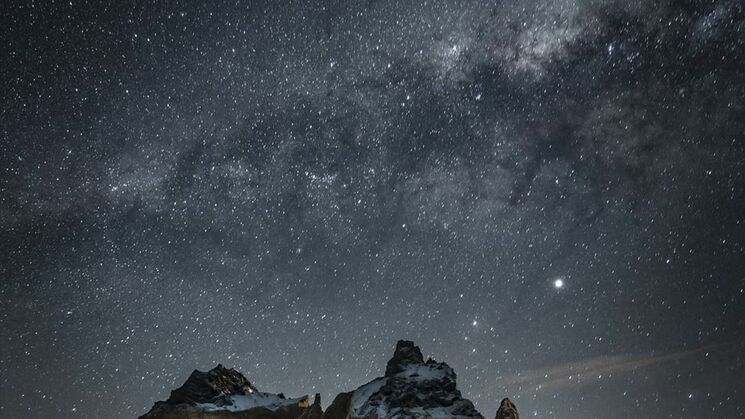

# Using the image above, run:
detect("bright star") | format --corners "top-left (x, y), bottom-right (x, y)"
top-left (554, 278), bottom-right (564, 289)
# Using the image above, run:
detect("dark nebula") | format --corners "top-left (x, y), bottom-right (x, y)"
top-left (1, 1), bottom-right (744, 418)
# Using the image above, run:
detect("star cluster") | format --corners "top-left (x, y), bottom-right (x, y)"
top-left (1, 1), bottom-right (744, 418)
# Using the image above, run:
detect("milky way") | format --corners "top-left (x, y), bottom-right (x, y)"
top-left (2, 1), bottom-right (745, 418)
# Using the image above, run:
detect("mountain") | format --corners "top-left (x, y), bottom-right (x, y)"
top-left (138, 364), bottom-right (313, 419)
top-left (139, 340), bottom-right (518, 419)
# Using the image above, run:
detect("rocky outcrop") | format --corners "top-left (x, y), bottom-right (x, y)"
top-left (384, 340), bottom-right (424, 377)
top-left (140, 341), bottom-right (518, 419)
top-left (139, 364), bottom-right (311, 419)
top-left (324, 340), bottom-right (484, 419)
top-left (494, 398), bottom-right (519, 419)
top-left (162, 364), bottom-right (257, 406)
top-left (298, 394), bottom-right (323, 419)
top-left (320, 392), bottom-right (352, 419)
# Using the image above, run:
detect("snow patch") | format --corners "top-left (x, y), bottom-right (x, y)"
top-left (195, 392), bottom-right (304, 412)
top-left (351, 377), bottom-right (387, 413)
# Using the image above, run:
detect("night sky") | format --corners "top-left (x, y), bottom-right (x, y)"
top-left (2, 1), bottom-right (745, 418)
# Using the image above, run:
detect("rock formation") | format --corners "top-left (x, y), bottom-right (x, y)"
top-left (298, 394), bottom-right (323, 419)
top-left (325, 340), bottom-right (483, 418)
top-left (494, 398), bottom-right (519, 419)
top-left (139, 340), bottom-right (518, 419)
top-left (384, 340), bottom-right (424, 376)
top-left (139, 364), bottom-right (310, 419)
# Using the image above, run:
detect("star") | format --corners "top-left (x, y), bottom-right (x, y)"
top-left (2, 1), bottom-right (743, 418)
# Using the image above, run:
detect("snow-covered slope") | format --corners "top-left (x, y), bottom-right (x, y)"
top-left (195, 392), bottom-right (308, 413)
top-left (138, 364), bottom-right (314, 419)
top-left (348, 362), bottom-right (482, 418)
top-left (324, 340), bottom-right (484, 419)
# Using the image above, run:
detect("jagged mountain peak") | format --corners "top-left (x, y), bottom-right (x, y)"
top-left (139, 340), bottom-right (518, 419)
top-left (384, 340), bottom-right (425, 377)
top-left (139, 364), bottom-right (309, 419)
top-left (165, 364), bottom-right (258, 405)
top-left (338, 339), bottom-right (482, 418)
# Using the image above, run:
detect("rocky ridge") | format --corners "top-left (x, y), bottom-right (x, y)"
top-left (140, 340), bottom-right (518, 419)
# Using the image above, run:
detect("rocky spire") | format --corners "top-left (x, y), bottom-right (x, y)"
top-left (299, 394), bottom-right (323, 419)
top-left (384, 339), bottom-right (424, 377)
top-left (495, 398), bottom-right (519, 419)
